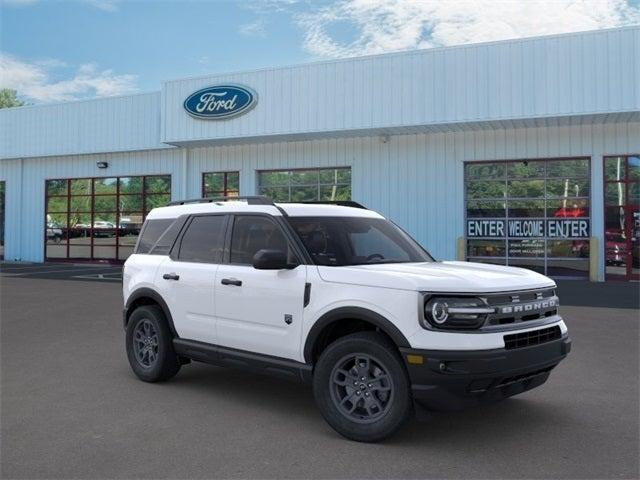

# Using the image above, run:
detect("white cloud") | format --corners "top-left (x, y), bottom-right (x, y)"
top-left (296, 0), bottom-right (640, 58)
top-left (83, 0), bottom-right (119, 12)
top-left (0, 53), bottom-right (138, 103)
top-left (239, 18), bottom-right (267, 37)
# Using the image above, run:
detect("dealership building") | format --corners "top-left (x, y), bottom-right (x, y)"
top-left (1, 26), bottom-right (638, 281)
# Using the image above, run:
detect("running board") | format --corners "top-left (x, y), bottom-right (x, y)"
top-left (173, 338), bottom-right (313, 383)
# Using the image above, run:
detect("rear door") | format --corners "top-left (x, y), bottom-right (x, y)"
top-left (214, 214), bottom-right (307, 361)
top-left (157, 214), bottom-right (229, 344)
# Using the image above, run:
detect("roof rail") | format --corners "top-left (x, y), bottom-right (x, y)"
top-left (166, 195), bottom-right (275, 207)
top-left (299, 200), bottom-right (368, 209)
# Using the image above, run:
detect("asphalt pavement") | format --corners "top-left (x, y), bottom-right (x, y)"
top-left (1, 268), bottom-right (638, 479)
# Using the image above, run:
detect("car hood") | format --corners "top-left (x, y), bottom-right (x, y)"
top-left (317, 261), bottom-right (555, 293)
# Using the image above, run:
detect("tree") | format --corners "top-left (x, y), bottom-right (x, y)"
top-left (0, 89), bottom-right (25, 109)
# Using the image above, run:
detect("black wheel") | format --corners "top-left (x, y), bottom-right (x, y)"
top-left (313, 331), bottom-right (413, 442)
top-left (125, 305), bottom-right (181, 382)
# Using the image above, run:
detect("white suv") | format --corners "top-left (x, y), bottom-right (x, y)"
top-left (123, 196), bottom-right (571, 442)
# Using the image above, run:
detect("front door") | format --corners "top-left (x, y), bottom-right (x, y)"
top-left (604, 156), bottom-right (639, 281)
top-left (215, 215), bottom-right (307, 361)
top-left (157, 214), bottom-right (229, 343)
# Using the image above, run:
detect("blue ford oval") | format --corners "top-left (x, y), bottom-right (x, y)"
top-left (183, 85), bottom-right (257, 119)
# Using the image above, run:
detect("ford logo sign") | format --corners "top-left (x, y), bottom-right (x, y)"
top-left (183, 85), bottom-right (257, 120)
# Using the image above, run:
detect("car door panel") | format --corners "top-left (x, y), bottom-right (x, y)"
top-left (215, 264), bottom-right (307, 360)
top-left (157, 258), bottom-right (218, 344)
top-left (214, 214), bottom-right (307, 361)
top-left (156, 214), bottom-right (228, 345)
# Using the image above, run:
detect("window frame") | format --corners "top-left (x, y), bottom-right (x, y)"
top-left (201, 171), bottom-right (240, 198)
top-left (225, 213), bottom-right (299, 266)
top-left (170, 213), bottom-right (230, 264)
top-left (256, 166), bottom-right (352, 202)
top-left (602, 154), bottom-right (640, 281)
top-left (44, 174), bottom-right (171, 263)
top-left (463, 157), bottom-right (592, 279)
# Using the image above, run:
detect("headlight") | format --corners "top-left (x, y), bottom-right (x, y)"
top-left (422, 296), bottom-right (494, 330)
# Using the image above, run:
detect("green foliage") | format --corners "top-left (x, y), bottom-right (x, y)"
top-left (0, 89), bottom-right (25, 109)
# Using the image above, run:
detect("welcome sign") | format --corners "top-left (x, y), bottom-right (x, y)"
top-left (184, 85), bottom-right (257, 119)
top-left (467, 219), bottom-right (590, 238)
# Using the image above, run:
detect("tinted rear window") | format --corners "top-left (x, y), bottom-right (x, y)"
top-left (149, 217), bottom-right (187, 255)
top-left (178, 215), bottom-right (227, 263)
top-left (136, 219), bottom-right (174, 254)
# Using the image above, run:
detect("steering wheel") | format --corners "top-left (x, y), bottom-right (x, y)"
top-left (365, 253), bottom-right (385, 262)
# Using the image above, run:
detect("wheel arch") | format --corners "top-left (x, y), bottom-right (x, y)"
top-left (124, 288), bottom-right (178, 338)
top-left (303, 307), bottom-right (410, 364)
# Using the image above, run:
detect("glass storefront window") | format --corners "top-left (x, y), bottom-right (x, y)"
top-left (467, 239), bottom-right (506, 257)
top-left (463, 162), bottom-right (506, 180)
top-left (465, 181), bottom-right (506, 199)
top-left (507, 160), bottom-right (545, 178)
top-left (605, 183), bottom-right (626, 206)
top-left (603, 155), bottom-right (640, 280)
top-left (546, 178), bottom-right (590, 198)
top-left (202, 171), bottom-right (240, 198)
top-left (45, 175), bottom-right (170, 262)
top-left (258, 167), bottom-right (352, 202)
top-left (465, 158), bottom-right (591, 278)
top-left (507, 180), bottom-right (545, 198)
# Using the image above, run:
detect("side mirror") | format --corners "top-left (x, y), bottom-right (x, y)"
top-left (252, 249), bottom-right (295, 270)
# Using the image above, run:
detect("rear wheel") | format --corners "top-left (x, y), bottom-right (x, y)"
top-left (125, 305), bottom-right (180, 382)
top-left (313, 331), bottom-right (413, 442)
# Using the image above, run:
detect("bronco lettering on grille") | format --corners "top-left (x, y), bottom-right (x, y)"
top-left (500, 298), bottom-right (556, 314)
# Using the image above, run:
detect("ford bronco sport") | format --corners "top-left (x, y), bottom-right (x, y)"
top-left (123, 196), bottom-right (571, 442)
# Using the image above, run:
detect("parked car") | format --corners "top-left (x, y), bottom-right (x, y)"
top-left (92, 221), bottom-right (116, 238)
top-left (45, 222), bottom-right (63, 244)
top-left (123, 197), bottom-right (571, 442)
top-left (118, 217), bottom-right (142, 236)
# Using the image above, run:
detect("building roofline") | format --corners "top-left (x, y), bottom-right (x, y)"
top-left (2, 25), bottom-right (637, 113)
top-left (0, 90), bottom-right (160, 113)
top-left (162, 25), bottom-right (640, 85)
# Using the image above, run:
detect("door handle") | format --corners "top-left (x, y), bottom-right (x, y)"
top-left (221, 278), bottom-right (242, 286)
top-left (163, 273), bottom-right (180, 281)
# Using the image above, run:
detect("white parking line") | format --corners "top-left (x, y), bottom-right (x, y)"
top-left (72, 273), bottom-right (122, 281)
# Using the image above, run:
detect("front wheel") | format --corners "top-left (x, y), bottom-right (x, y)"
top-left (313, 332), bottom-right (413, 442)
top-left (125, 305), bottom-right (181, 382)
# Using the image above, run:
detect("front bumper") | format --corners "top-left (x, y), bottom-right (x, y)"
top-left (400, 334), bottom-right (571, 411)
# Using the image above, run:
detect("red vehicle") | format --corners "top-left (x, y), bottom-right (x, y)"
top-left (605, 229), bottom-right (627, 266)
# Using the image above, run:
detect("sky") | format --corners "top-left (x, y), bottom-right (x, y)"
top-left (1, 0), bottom-right (639, 104)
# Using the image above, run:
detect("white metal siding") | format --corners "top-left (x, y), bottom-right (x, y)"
top-left (0, 93), bottom-right (167, 159)
top-left (186, 122), bottom-right (639, 281)
top-left (162, 27), bottom-right (639, 145)
top-left (0, 148), bottom-right (185, 262)
top-left (1, 122), bottom-right (638, 279)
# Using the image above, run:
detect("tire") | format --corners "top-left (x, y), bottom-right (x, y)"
top-left (125, 305), bottom-right (181, 382)
top-left (313, 331), bottom-right (413, 442)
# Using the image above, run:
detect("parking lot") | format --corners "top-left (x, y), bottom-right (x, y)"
top-left (1, 264), bottom-right (638, 479)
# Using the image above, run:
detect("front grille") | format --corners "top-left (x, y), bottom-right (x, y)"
top-left (503, 326), bottom-right (561, 350)
top-left (483, 288), bottom-right (558, 328)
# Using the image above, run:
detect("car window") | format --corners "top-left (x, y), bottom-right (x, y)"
top-left (149, 217), bottom-right (186, 255)
top-left (288, 216), bottom-right (433, 266)
top-left (178, 215), bottom-right (227, 263)
top-left (230, 216), bottom-right (292, 265)
top-left (350, 225), bottom-right (411, 262)
top-left (136, 219), bottom-right (174, 254)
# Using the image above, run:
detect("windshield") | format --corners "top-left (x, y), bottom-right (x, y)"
top-left (288, 216), bottom-right (434, 266)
